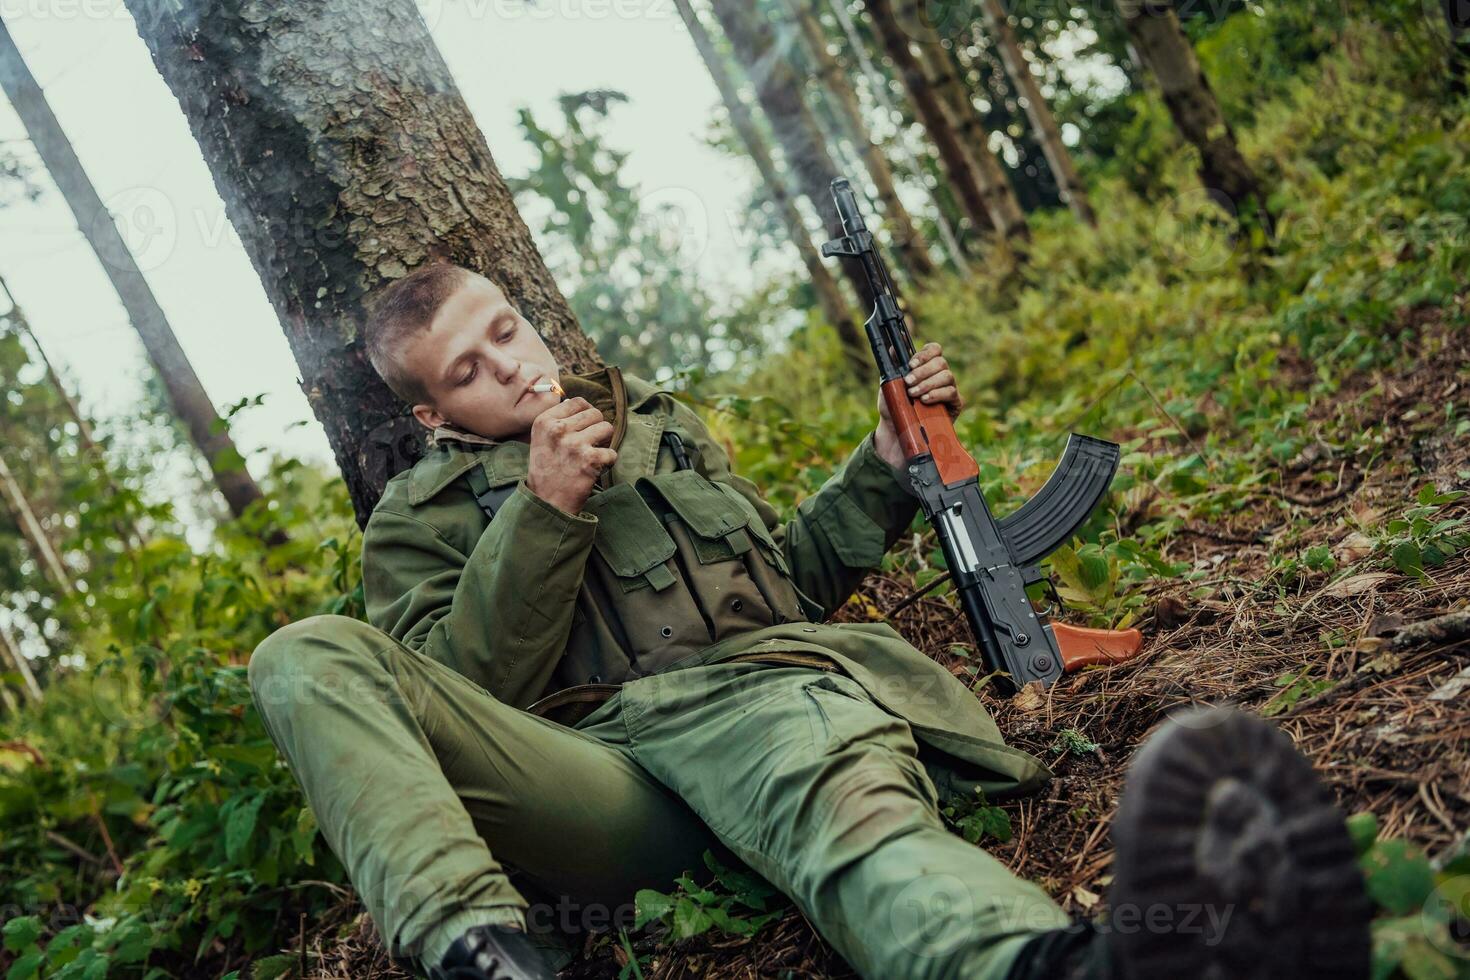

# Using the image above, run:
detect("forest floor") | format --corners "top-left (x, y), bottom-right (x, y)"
top-left (313, 313), bottom-right (1468, 978)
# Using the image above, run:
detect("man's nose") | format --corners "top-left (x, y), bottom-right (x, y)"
top-left (483, 345), bottom-right (521, 383)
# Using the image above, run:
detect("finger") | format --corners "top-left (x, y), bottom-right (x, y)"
top-left (906, 342), bottom-right (941, 369)
top-left (562, 407), bottom-right (608, 432)
top-left (917, 384), bottom-right (958, 406)
top-left (537, 396), bottom-right (591, 423)
top-left (909, 369), bottom-right (955, 397)
top-left (588, 447), bottom-right (618, 469)
top-left (579, 419), bottom-right (616, 447)
top-left (904, 357), bottom-right (948, 386)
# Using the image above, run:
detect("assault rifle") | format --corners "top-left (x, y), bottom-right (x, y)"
top-left (820, 177), bottom-right (1142, 692)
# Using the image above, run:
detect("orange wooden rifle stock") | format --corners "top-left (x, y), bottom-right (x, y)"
top-left (821, 178), bottom-right (1142, 691)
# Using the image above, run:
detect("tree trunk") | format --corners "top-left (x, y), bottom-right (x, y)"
top-left (0, 20), bottom-right (269, 523)
top-left (784, 0), bottom-right (934, 279)
top-left (1114, 0), bottom-right (1269, 232)
top-left (861, 0), bottom-right (1005, 246)
top-left (0, 624), bottom-right (41, 703)
top-left (124, 0), bottom-right (600, 524)
top-left (706, 0), bottom-right (872, 381)
top-left (0, 450), bottom-right (70, 593)
top-left (1447, 0), bottom-right (1470, 93)
top-left (909, 22), bottom-right (1029, 245)
top-left (825, 0), bottom-right (966, 273)
top-left (674, 0), bottom-right (855, 336)
top-left (977, 0), bottom-right (1096, 226)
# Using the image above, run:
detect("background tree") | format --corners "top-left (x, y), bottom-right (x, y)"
top-left (124, 0), bottom-right (600, 524)
top-left (904, 13), bottom-right (1030, 245)
top-left (859, 0), bottom-right (1003, 246)
top-left (509, 90), bottom-right (765, 380)
top-left (1113, 0), bottom-right (1269, 231)
top-left (0, 20), bottom-right (268, 522)
top-left (975, 0), bottom-right (1096, 225)
top-left (823, 0), bottom-right (968, 269)
top-left (706, 0), bottom-right (874, 380)
top-left (782, 0), bottom-right (936, 278)
top-left (674, 0), bottom-right (858, 338)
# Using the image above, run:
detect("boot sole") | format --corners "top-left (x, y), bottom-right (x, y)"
top-left (1107, 707), bottom-right (1372, 980)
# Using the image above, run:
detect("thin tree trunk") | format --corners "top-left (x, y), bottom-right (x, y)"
top-left (706, 0), bottom-right (873, 381)
top-left (0, 20), bottom-right (269, 522)
top-left (124, 0), bottom-right (601, 524)
top-left (674, 0), bottom-right (855, 335)
top-left (861, 0), bottom-right (1005, 246)
top-left (1447, 0), bottom-right (1470, 93)
top-left (0, 274), bottom-right (147, 548)
top-left (0, 624), bottom-right (41, 703)
top-left (1114, 0), bottom-right (1269, 232)
top-left (909, 22), bottom-right (1029, 245)
top-left (977, 0), bottom-right (1096, 226)
top-left (826, 0), bottom-right (966, 273)
top-left (0, 450), bottom-right (70, 593)
top-left (784, 0), bottom-right (935, 278)
top-left (0, 275), bottom-right (98, 453)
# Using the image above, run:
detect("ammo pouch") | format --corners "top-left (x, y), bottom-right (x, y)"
top-left (560, 467), bottom-right (818, 686)
top-left (464, 421), bottom-right (823, 725)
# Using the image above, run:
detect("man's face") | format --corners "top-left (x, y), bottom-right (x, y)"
top-left (403, 274), bottom-right (562, 441)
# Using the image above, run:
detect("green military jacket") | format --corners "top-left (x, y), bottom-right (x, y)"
top-left (361, 369), bottom-right (1049, 800)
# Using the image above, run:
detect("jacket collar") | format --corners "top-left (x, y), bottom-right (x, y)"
top-left (405, 366), bottom-right (658, 506)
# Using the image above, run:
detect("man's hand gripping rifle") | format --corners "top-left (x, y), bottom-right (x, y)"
top-left (820, 177), bottom-right (1143, 692)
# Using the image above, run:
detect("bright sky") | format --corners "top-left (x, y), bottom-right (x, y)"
top-left (0, 0), bottom-right (777, 477)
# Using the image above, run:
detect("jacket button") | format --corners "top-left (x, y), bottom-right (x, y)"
top-left (802, 627), bottom-right (817, 633)
top-left (660, 626), bottom-right (673, 638)
top-left (731, 598), bottom-right (743, 612)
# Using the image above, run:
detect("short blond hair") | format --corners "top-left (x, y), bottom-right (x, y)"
top-left (363, 262), bottom-right (473, 404)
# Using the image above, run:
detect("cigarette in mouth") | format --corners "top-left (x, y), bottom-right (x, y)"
top-left (530, 382), bottom-right (563, 395)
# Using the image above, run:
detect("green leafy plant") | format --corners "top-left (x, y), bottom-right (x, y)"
top-left (1348, 813), bottom-right (1470, 980)
top-left (1375, 487), bottom-right (1470, 579)
top-left (940, 788), bottom-right (1013, 846)
top-left (1050, 729), bottom-right (1101, 757)
top-left (633, 851), bottom-right (784, 941)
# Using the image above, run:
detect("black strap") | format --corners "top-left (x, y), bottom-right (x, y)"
top-left (463, 465), bottom-right (517, 522)
top-left (662, 431), bottom-right (694, 471)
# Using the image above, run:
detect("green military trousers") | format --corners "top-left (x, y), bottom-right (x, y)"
top-left (248, 616), bottom-right (1070, 979)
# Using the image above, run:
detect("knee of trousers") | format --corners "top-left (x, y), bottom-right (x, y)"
top-left (248, 615), bottom-right (398, 722)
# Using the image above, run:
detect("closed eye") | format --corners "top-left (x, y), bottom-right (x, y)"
top-left (455, 362), bottom-right (478, 387)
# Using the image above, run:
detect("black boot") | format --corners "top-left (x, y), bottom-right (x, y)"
top-left (1008, 707), bottom-right (1372, 980)
top-left (431, 923), bottom-right (553, 980)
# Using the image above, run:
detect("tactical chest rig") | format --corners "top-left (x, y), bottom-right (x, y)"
top-left (461, 382), bottom-right (823, 723)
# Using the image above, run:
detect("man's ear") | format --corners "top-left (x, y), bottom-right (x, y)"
top-left (411, 402), bottom-right (446, 431)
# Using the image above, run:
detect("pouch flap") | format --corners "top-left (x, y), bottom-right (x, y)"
top-left (642, 470), bottom-right (752, 541)
top-left (584, 483), bottom-right (676, 577)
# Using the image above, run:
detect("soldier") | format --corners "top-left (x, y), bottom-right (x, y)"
top-left (248, 263), bottom-right (1370, 980)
